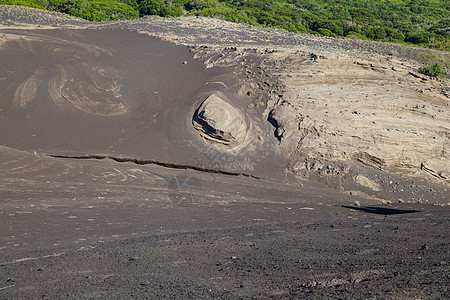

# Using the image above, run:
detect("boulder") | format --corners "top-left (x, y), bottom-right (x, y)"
top-left (193, 92), bottom-right (248, 150)
top-left (268, 103), bottom-right (298, 141)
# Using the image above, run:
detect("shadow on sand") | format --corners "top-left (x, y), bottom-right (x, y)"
top-left (341, 205), bottom-right (421, 215)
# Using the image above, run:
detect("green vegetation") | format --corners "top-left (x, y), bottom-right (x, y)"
top-left (418, 63), bottom-right (447, 78)
top-left (416, 51), bottom-right (450, 70)
top-left (1, 0), bottom-right (449, 51)
top-left (0, 0), bottom-right (139, 20)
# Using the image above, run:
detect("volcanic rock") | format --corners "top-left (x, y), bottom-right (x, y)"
top-left (193, 92), bottom-right (249, 151)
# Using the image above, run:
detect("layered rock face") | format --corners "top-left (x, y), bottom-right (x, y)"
top-left (193, 92), bottom-right (250, 151)
top-left (267, 54), bottom-right (449, 183)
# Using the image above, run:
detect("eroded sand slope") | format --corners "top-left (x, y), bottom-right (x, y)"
top-left (0, 6), bottom-right (449, 299)
top-left (1, 6), bottom-right (449, 205)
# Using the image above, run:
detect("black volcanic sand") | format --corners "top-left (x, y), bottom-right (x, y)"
top-left (0, 13), bottom-right (449, 299)
top-left (0, 146), bottom-right (449, 299)
top-left (0, 28), bottom-right (285, 178)
top-left (0, 28), bottom-right (214, 157)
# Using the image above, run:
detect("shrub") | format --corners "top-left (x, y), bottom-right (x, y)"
top-left (405, 31), bottom-right (429, 44)
top-left (317, 28), bottom-right (337, 38)
top-left (418, 63), bottom-right (447, 78)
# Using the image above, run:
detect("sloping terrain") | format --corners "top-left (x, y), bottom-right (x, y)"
top-left (0, 6), bottom-right (449, 299)
top-left (270, 52), bottom-right (449, 182)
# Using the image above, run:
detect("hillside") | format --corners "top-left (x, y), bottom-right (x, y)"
top-left (0, 6), bottom-right (449, 299)
top-left (0, 0), bottom-right (449, 50)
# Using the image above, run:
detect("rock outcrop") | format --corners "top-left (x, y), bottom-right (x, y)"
top-left (267, 103), bottom-right (298, 141)
top-left (193, 92), bottom-right (250, 151)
